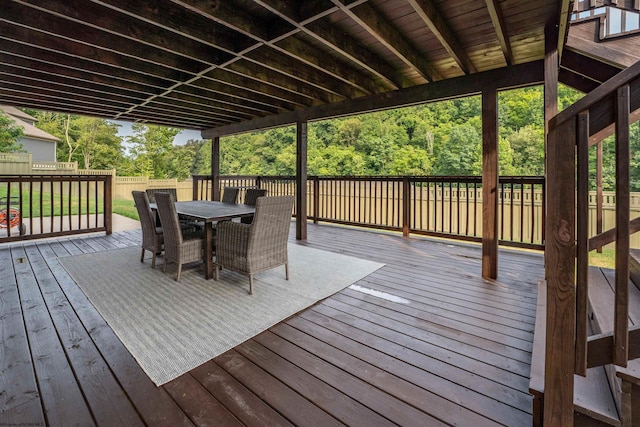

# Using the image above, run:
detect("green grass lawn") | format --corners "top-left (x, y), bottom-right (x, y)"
top-left (113, 199), bottom-right (138, 220)
top-left (589, 248), bottom-right (615, 269)
top-left (1, 188), bottom-right (102, 217)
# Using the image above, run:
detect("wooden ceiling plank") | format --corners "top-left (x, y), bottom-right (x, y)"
top-left (175, 0), bottom-right (382, 95)
top-left (244, 47), bottom-right (365, 99)
top-left (222, 61), bottom-right (341, 104)
top-left (485, 0), bottom-right (515, 66)
top-left (15, 0), bottom-right (233, 66)
top-left (0, 69), bottom-right (146, 103)
top-left (0, 84), bottom-right (133, 113)
top-left (0, 45), bottom-right (169, 94)
top-left (139, 98), bottom-right (254, 122)
top-left (273, 36), bottom-right (382, 95)
top-left (203, 60), bottom-right (544, 138)
top-left (406, 0), bottom-right (477, 74)
top-left (330, 0), bottom-right (441, 82)
top-left (0, 25), bottom-right (191, 87)
top-left (0, 80), bottom-right (135, 110)
top-left (202, 70), bottom-right (316, 108)
top-left (93, 0), bottom-right (365, 100)
top-left (165, 91), bottom-right (277, 117)
top-left (0, 92), bottom-right (125, 117)
top-left (89, 0), bottom-right (254, 53)
top-left (182, 82), bottom-right (294, 113)
top-left (254, 0), bottom-right (405, 89)
top-left (118, 111), bottom-right (218, 129)
top-left (127, 104), bottom-right (232, 125)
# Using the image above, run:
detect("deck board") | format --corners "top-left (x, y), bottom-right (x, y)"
top-left (1, 223), bottom-right (544, 426)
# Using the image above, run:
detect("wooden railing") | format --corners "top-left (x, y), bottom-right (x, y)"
top-left (192, 174), bottom-right (545, 250)
top-left (545, 60), bottom-right (640, 423)
top-left (0, 174), bottom-right (112, 243)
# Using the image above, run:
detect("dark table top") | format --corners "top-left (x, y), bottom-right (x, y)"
top-left (150, 200), bottom-right (255, 223)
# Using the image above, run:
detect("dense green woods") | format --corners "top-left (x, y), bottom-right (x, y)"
top-left (208, 85), bottom-right (581, 177)
top-left (9, 84), bottom-right (629, 185)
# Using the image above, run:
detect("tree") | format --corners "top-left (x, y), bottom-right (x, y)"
top-left (433, 123), bottom-right (482, 176)
top-left (76, 117), bottom-right (122, 169)
top-left (0, 110), bottom-right (24, 152)
top-left (506, 125), bottom-right (545, 175)
top-left (127, 123), bottom-right (180, 178)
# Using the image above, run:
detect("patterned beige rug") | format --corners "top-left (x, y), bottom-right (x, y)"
top-left (60, 244), bottom-right (383, 385)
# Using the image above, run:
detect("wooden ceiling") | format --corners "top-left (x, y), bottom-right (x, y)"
top-left (0, 0), bottom-right (567, 135)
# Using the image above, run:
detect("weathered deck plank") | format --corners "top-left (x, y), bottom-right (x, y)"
top-left (1, 223), bottom-right (543, 426)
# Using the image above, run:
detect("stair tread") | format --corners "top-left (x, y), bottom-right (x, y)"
top-left (530, 280), bottom-right (621, 425)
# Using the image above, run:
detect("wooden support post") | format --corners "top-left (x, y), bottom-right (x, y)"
top-left (482, 88), bottom-right (498, 279)
top-left (615, 85), bottom-right (630, 367)
top-left (211, 137), bottom-right (220, 202)
top-left (296, 121), bottom-right (308, 240)
top-left (544, 119), bottom-right (576, 427)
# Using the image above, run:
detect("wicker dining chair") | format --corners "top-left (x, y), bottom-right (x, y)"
top-left (214, 195), bottom-right (294, 294)
top-left (155, 192), bottom-right (207, 281)
top-left (240, 188), bottom-right (268, 224)
top-left (132, 191), bottom-right (164, 268)
top-left (221, 186), bottom-right (240, 203)
top-left (145, 188), bottom-right (177, 203)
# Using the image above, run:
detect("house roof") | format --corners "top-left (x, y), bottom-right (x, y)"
top-left (0, 0), bottom-right (573, 136)
top-left (0, 105), bottom-right (59, 143)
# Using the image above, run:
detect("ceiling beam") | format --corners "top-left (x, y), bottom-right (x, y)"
top-left (173, 0), bottom-right (383, 95)
top-left (331, 0), bottom-right (441, 82)
top-left (253, 0), bottom-right (406, 90)
top-left (485, 0), bottom-right (515, 66)
top-left (406, 0), bottom-right (476, 74)
top-left (557, 0), bottom-right (575, 59)
top-left (203, 60), bottom-right (544, 138)
top-left (561, 48), bottom-right (622, 83)
top-left (558, 68), bottom-right (600, 93)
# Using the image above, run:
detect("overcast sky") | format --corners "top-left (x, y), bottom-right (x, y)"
top-left (112, 120), bottom-right (203, 146)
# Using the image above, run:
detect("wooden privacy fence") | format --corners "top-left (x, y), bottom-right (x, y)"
top-left (0, 174), bottom-right (112, 243)
top-left (193, 175), bottom-right (546, 250)
top-left (114, 176), bottom-right (193, 201)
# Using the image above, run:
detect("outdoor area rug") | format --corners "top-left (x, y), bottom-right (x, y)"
top-left (59, 244), bottom-right (383, 386)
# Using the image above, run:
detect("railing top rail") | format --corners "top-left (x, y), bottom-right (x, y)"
top-left (0, 174), bottom-right (110, 181)
top-left (551, 60), bottom-right (640, 128)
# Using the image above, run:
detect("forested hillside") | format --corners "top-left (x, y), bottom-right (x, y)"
top-left (10, 84), bottom-right (638, 189)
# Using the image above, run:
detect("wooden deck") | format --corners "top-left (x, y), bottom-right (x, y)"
top-left (1, 222), bottom-right (543, 426)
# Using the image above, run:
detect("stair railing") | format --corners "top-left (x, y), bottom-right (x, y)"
top-left (545, 60), bottom-right (640, 424)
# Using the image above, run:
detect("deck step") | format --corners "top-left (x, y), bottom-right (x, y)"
top-left (588, 267), bottom-right (640, 425)
top-left (529, 280), bottom-right (621, 426)
top-left (629, 249), bottom-right (640, 292)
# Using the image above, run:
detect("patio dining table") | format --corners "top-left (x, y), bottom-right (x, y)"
top-left (150, 200), bottom-right (256, 279)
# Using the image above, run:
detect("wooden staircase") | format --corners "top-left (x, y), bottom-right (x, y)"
top-left (532, 58), bottom-right (640, 425)
top-left (530, 263), bottom-right (640, 426)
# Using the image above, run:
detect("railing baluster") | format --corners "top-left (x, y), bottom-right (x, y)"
top-left (576, 110), bottom-right (590, 376)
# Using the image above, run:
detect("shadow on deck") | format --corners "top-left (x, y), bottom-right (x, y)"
top-left (1, 222), bottom-right (543, 426)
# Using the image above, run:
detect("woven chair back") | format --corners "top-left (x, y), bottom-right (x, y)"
top-left (221, 187), bottom-right (239, 203)
top-left (132, 191), bottom-right (158, 250)
top-left (155, 192), bottom-right (183, 259)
